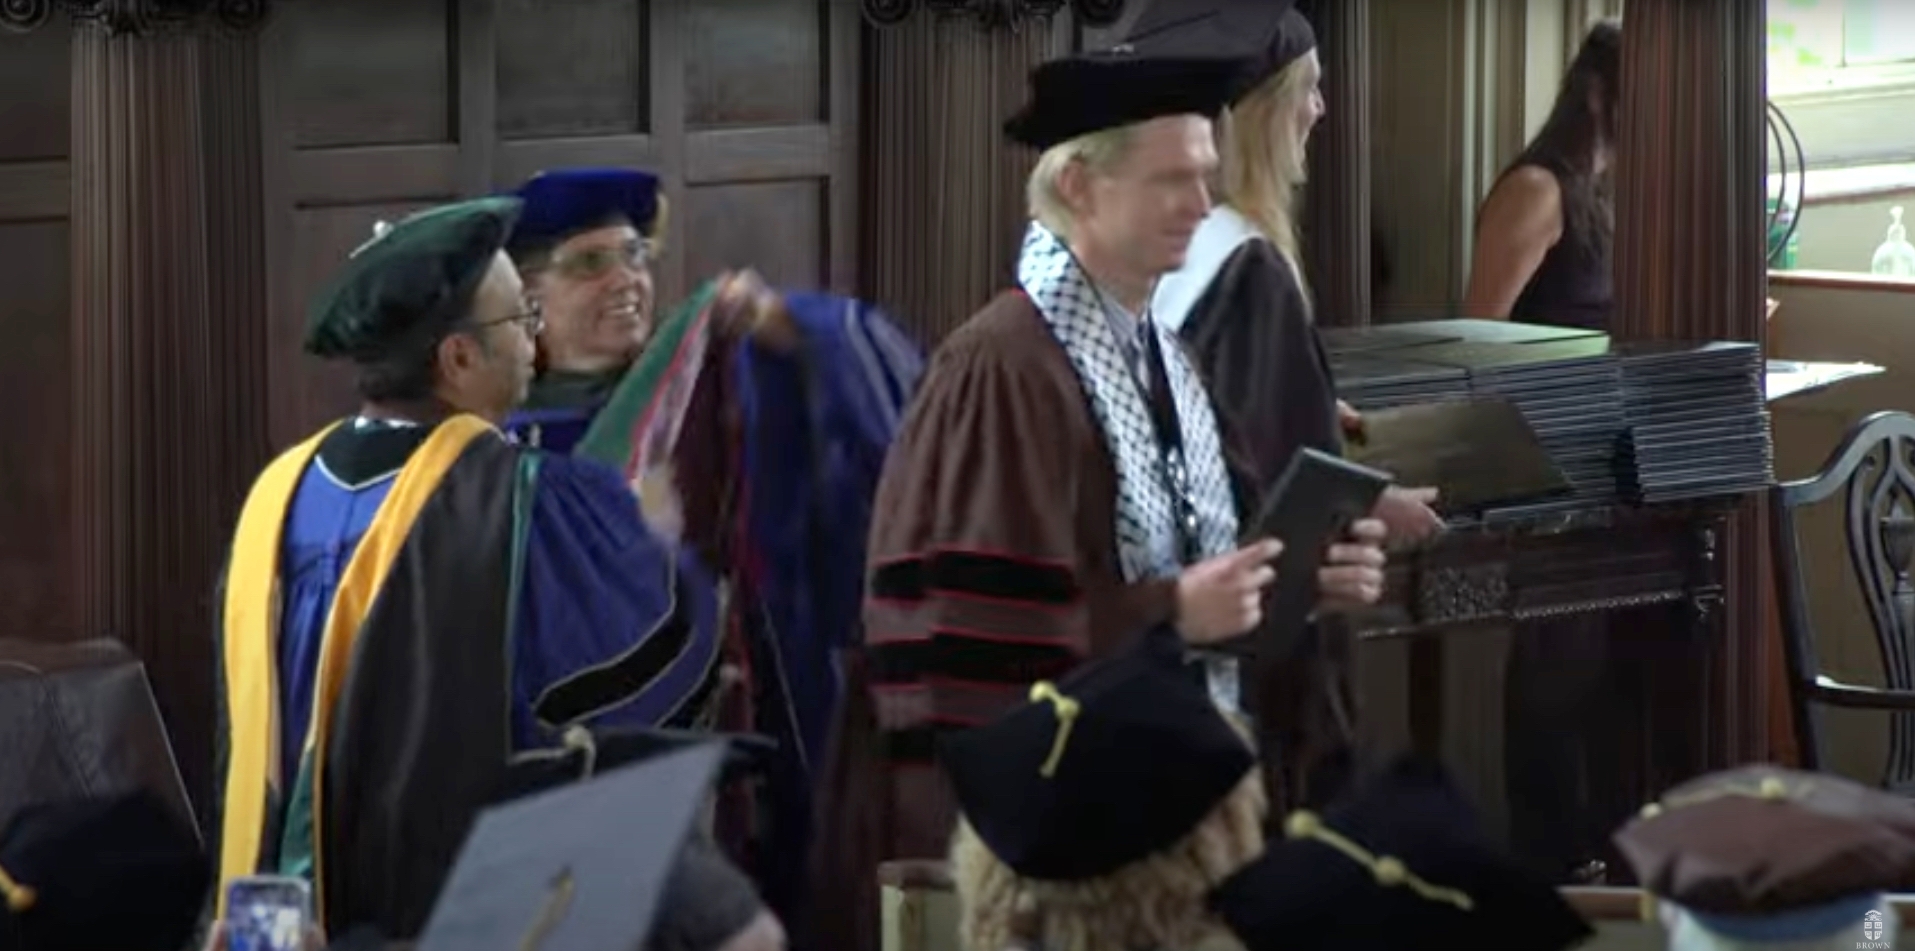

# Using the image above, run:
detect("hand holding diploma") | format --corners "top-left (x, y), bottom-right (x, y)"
top-left (1175, 539), bottom-right (1284, 645)
top-left (1316, 517), bottom-right (1388, 611)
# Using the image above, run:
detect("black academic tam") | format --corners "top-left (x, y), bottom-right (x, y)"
top-left (0, 790), bottom-right (210, 951)
top-left (1210, 755), bottom-right (1594, 951)
top-left (1123, 0), bottom-right (1319, 103)
top-left (1003, 48), bottom-right (1246, 150)
top-left (939, 630), bottom-right (1255, 881)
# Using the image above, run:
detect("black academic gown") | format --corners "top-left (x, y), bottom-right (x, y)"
top-left (212, 416), bottom-right (721, 938)
top-left (1176, 238), bottom-right (1341, 487)
top-left (1163, 233), bottom-right (1358, 812)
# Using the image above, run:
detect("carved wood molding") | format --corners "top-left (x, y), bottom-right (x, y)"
top-left (0, 0), bottom-right (272, 35)
top-left (1416, 563), bottom-right (1511, 624)
top-left (861, 0), bottom-right (1123, 30)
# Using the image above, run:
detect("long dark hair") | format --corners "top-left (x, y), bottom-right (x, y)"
top-left (1511, 20), bottom-right (1621, 255)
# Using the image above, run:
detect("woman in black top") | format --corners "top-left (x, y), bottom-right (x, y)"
top-left (1463, 21), bottom-right (1625, 883)
top-left (1462, 21), bottom-right (1619, 328)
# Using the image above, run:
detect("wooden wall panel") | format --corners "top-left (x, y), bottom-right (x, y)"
top-left (686, 0), bottom-right (825, 128)
top-left (0, 220), bottom-right (71, 636)
top-left (682, 181), bottom-right (825, 289)
top-left (282, 0), bottom-right (453, 148)
top-left (261, 0), bottom-right (857, 441)
top-left (0, 27), bottom-right (71, 637)
top-left (0, 29), bottom-right (67, 161)
top-left (496, 0), bottom-right (648, 139)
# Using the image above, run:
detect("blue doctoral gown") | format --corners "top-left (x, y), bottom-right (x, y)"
top-left (216, 415), bottom-right (719, 938)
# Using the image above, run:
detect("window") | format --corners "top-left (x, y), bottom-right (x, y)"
top-left (1767, 0), bottom-right (1915, 275)
top-left (1768, 0), bottom-right (1915, 169)
top-left (1770, 0), bottom-right (1915, 93)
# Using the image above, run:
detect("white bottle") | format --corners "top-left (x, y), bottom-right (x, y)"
top-left (1871, 206), bottom-right (1915, 277)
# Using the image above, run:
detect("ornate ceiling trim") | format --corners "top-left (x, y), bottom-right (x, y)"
top-left (861, 0), bottom-right (1125, 31)
top-left (0, 0), bottom-right (272, 36)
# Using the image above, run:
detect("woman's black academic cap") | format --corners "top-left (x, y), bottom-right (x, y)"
top-left (938, 630), bottom-right (1256, 881)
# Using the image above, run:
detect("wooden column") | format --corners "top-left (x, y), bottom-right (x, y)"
top-left (1300, 0), bottom-right (1372, 328)
top-left (858, 9), bottom-right (1068, 344)
top-left (1611, 0), bottom-right (1774, 767)
top-left (69, 12), bottom-right (273, 823)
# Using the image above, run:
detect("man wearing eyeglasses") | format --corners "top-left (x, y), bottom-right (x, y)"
top-left (210, 196), bottom-right (730, 941)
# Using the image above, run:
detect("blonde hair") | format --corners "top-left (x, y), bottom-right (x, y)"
top-left (1217, 56), bottom-right (1316, 309)
top-left (951, 757), bottom-right (1266, 951)
top-left (1026, 126), bottom-right (1137, 241)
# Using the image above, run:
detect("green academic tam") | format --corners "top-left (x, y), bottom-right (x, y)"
top-left (305, 196), bottom-right (523, 360)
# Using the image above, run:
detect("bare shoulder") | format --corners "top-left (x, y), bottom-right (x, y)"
top-left (1483, 166), bottom-right (1563, 224)
top-left (1494, 164), bottom-right (1564, 202)
top-left (1477, 164), bottom-right (1565, 245)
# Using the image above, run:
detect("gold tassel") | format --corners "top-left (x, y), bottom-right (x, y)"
top-left (1282, 810), bottom-right (1474, 911)
top-left (1027, 681), bottom-right (1081, 778)
top-left (0, 863), bottom-right (36, 912)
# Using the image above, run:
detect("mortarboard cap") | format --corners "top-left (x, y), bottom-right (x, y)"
top-left (1615, 764), bottom-right (1915, 945)
top-left (938, 630), bottom-right (1255, 881)
top-left (508, 168), bottom-right (667, 258)
top-left (489, 725), bottom-right (776, 805)
top-left (0, 790), bottom-right (210, 951)
top-left (1209, 755), bottom-right (1594, 951)
top-left (304, 196), bottom-right (522, 361)
top-left (415, 742), bottom-right (727, 951)
top-left (1123, 0), bottom-right (1317, 103)
top-left (419, 742), bottom-right (731, 949)
top-left (1003, 47), bottom-right (1246, 151)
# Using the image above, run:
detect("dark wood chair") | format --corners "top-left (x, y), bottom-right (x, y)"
top-left (1772, 410), bottom-right (1915, 787)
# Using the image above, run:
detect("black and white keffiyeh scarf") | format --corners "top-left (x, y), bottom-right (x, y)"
top-left (1016, 222), bottom-right (1241, 583)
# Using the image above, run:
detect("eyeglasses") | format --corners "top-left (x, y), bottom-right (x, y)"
top-left (476, 298), bottom-right (545, 337)
top-left (549, 239), bottom-right (653, 282)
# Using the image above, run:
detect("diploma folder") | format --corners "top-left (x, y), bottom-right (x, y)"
top-left (1344, 398), bottom-right (1570, 512)
top-left (1233, 448), bottom-right (1393, 663)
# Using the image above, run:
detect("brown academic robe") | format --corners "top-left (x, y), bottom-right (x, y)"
top-left (802, 290), bottom-right (1185, 951)
top-left (865, 289), bottom-right (1182, 855)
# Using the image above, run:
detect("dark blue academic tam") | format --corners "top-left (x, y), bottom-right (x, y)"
top-left (508, 167), bottom-right (665, 255)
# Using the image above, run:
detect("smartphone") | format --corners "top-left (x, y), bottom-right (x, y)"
top-left (225, 875), bottom-right (312, 951)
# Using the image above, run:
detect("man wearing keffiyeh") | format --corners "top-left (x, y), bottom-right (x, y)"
top-left (808, 38), bottom-right (1391, 951)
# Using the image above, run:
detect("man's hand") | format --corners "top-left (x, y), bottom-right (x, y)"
top-left (1337, 400), bottom-right (1365, 440)
top-left (712, 269), bottom-right (801, 353)
top-left (1316, 517), bottom-right (1387, 610)
top-left (1372, 485), bottom-right (1444, 544)
top-left (1175, 539), bottom-right (1283, 645)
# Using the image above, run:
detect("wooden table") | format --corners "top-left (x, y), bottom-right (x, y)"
top-left (1342, 500), bottom-right (1739, 876)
